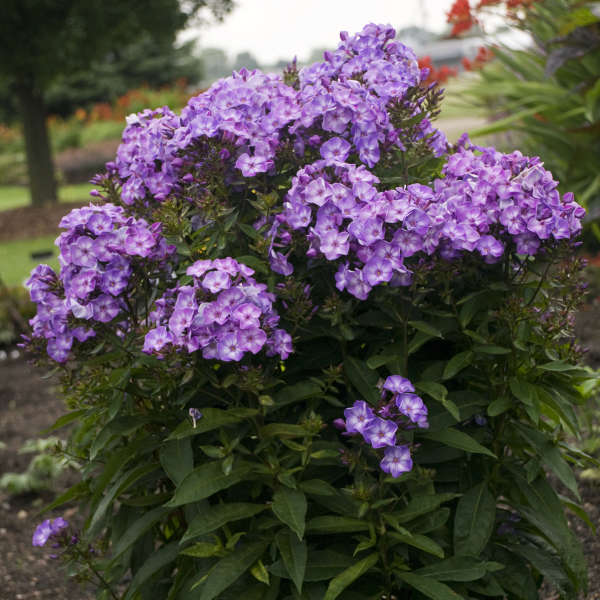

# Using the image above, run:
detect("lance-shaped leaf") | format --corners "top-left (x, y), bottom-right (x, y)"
top-left (323, 553), bottom-right (379, 600)
top-left (272, 488), bottom-right (307, 540)
top-left (182, 502), bottom-right (267, 543)
top-left (166, 460), bottom-right (254, 507)
top-left (453, 482), bottom-right (496, 556)
top-left (196, 538), bottom-right (269, 600)
top-left (276, 529), bottom-right (307, 593)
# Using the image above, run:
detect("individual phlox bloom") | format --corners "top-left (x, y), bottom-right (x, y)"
top-left (395, 393), bottom-right (429, 428)
top-left (189, 407), bottom-right (203, 428)
top-left (380, 445), bottom-right (413, 478)
top-left (344, 400), bottom-right (376, 434)
top-left (233, 303), bottom-right (262, 329)
top-left (320, 136), bottom-right (352, 162)
top-left (202, 270), bottom-right (231, 293)
top-left (239, 327), bottom-right (268, 354)
top-left (383, 375), bottom-right (415, 394)
top-left (363, 417), bottom-right (398, 448)
top-left (32, 517), bottom-right (68, 547)
top-left (142, 325), bottom-right (173, 354)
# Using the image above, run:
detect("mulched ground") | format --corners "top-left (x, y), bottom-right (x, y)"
top-left (0, 356), bottom-right (94, 600)
top-left (0, 202), bottom-right (88, 243)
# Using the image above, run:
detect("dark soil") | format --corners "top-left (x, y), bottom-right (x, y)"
top-left (0, 356), bottom-right (94, 599)
top-left (0, 202), bottom-right (87, 243)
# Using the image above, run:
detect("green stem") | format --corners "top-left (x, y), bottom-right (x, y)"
top-left (75, 546), bottom-right (120, 600)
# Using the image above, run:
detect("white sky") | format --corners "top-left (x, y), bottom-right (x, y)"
top-left (185, 0), bottom-right (458, 64)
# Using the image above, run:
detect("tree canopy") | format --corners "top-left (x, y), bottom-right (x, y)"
top-left (0, 0), bottom-right (233, 205)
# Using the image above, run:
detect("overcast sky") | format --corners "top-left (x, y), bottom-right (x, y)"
top-left (185, 0), bottom-right (459, 64)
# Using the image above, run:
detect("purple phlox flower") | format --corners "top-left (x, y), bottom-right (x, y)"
top-left (238, 327), bottom-right (268, 354)
top-left (266, 329), bottom-right (293, 359)
top-left (395, 393), bottom-right (429, 428)
top-left (344, 400), bottom-right (375, 434)
top-left (189, 407), bottom-right (203, 428)
top-left (202, 270), bottom-right (231, 293)
top-left (124, 225), bottom-right (156, 257)
top-left (92, 294), bottom-right (121, 323)
top-left (319, 229), bottom-right (350, 260)
top-left (380, 445), bottom-right (413, 478)
top-left (143, 326), bottom-right (173, 354)
top-left (186, 259), bottom-right (214, 278)
top-left (71, 236), bottom-right (97, 268)
top-left (270, 250), bottom-right (294, 276)
top-left (320, 136), bottom-right (352, 162)
top-left (236, 153), bottom-right (274, 177)
top-left (32, 517), bottom-right (69, 547)
top-left (232, 303), bottom-right (262, 329)
top-left (363, 417), bottom-right (398, 448)
top-left (217, 332), bottom-right (245, 362)
top-left (383, 375), bottom-right (414, 395)
top-left (363, 256), bottom-right (393, 286)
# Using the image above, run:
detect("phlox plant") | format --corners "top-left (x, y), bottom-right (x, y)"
top-left (25, 23), bottom-right (596, 600)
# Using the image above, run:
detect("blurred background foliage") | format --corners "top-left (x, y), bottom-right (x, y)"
top-left (460, 0), bottom-right (600, 241)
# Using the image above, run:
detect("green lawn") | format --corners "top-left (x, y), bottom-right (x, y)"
top-left (0, 183), bottom-right (93, 211)
top-left (0, 235), bottom-right (60, 287)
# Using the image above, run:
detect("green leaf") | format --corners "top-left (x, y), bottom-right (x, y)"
top-left (538, 361), bottom-right (580, 372)
top-left (197, 539), bottom-right (269, 600)
top-left (276, 529), bottom-right (307, 594)
top-left (344, 356), bottom-right (380, 405)
top-left (388, 531), bottom-right (445, 558)
top-left (472, 345), bottom-right (512, 355)
top-left (272, 488), bottom-right (307, 540)
top-left (408, 320), bottom-right (443, 338)
top-left (166, 460), bottom-right (254, 507)
top-left (416, 381), bottom-right (459, 421)
top-left (397, 572), bottom-right (462, 600)
top-left (454, 482), bottom-right (496, 557)
top-left (41, 409), bottom-right (87, 434)
top-left (273, 381), bottom-right (323, 409)
top-left (487, 396), bottom-right (512, 417)
top-left (110, 506), bottom-right (170, 562)
top-left (323, 553), bottom-right (379, 600)
top-left (299, 479), bottom-right (337, 497)
top-left (423, 428), bottom-right (496, 458)
top-left (416, 556), bottom-right (490, 581)
top-left (89, 461), bottom-right (160, 536)
top-left (259, 423), bottom-right (310, 438)
top-left (38, 481), bottom-right (87, 515)
top-left (168, 408), bottom-right (259, 440)
top-left (509, 377), bottom-right (537, 406)
top-left (181, 541), bottom-right (222, 558)
top-left (501, 543), bottom-right (570, 593)
top-left (159, 438), bottom-right (193, 486)
top-left (393, 494), bottom-right (460, 524)
top-left (442, 351), bottom-right (473, 380)
top-left (182, 503), bottom-right (266, 543)
top-left (306, 516), bottom-right (369, 534)
top-left (124, 541), bottom-right (180, 600)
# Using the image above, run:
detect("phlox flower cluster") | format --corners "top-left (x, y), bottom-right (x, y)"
top-left (26, 203), bottom-right (174, 362)
top-left (111, 23), bottom-right (447, 205)
top-left (342, 375), bottom-right (428, 477)
top-left (32, 517), bottom-right (68, 547)
top-left (143, 257), bottom-right (292, 361)
top-left (270, 140), bottom-right (584, 300)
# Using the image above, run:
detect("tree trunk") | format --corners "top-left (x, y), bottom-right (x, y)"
top-left (16, 81), bottom-right (57, 206)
